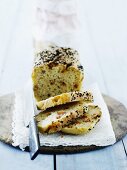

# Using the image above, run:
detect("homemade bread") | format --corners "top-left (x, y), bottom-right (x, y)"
top-left (62, 105), bottom-right (102, 135)
top-left (36, 91), bottom-right (93, 111)
top-left (32, 45), bottom-right (84, 101)
top-left (36, 104), bottom-right (102, 135)
top-left (36, 102), bottom-right (88, 134)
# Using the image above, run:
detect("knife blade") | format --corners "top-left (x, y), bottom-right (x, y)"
top-left (29, 97), bottom-right (40, 160)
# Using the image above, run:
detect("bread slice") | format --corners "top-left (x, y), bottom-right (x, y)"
top-left (32, 45), bottom-right (84, 101)
top-left (61, 105), bottom-right (102, 135)
top-left (36, 102), bottom-right (88, 134)
top-left (36, 91), bottom-right (93, 111)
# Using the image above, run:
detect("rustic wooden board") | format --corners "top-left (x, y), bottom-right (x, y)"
top-left (0, 93), bottom-right (127, 154)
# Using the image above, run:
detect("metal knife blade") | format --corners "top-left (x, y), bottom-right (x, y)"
top-left (29, 97), bottom-right (40, 160)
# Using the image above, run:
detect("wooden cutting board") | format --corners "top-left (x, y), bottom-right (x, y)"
top-left (0, 93), bottom-right (127, 154)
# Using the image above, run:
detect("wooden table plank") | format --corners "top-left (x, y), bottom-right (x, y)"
top-left (0, 142), bottom-right (54, 170)
top-left (56, 141), bottom-right (127, 170)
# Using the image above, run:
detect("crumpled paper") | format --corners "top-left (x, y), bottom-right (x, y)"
top-left (33, 0), bottom-right (81, 51)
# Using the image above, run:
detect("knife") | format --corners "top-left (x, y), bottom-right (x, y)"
top-left (29, 97), bottom-right (41, 160)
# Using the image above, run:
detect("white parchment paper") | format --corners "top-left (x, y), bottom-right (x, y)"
top-left (12, 81), bottom-right (116, 150)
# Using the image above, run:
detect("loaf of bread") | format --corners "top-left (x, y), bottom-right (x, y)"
top-left (61, 105), bottom-right (102, 135)
top-left (32, 45), bottom-right (84, 101)
top-left (36, 102), bottom-right (88, 134)
top-left (32, 43), bottom-right (102, 136)
top-left (36, 91), bottom-right (93, 111)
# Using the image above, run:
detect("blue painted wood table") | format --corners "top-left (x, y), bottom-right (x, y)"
top-left (0, 0), bottom-right (127, 169)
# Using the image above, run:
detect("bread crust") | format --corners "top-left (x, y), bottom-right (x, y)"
top-left (36, 91), bottom-right (93, 111)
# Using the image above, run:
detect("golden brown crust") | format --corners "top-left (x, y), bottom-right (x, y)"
top-left (34, 45), bottom-right (83, 71)
top-left (36, 91), bottom-right (93, 111)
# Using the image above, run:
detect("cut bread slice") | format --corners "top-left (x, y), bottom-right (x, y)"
top-left (61, 105), bottom-right (102, 135)
top-left (32, 45), bottom-right (84, 101)
top-left (36, 91), bottom-right (93, 111)
top-left (36, 102), bottom-right (88, 134)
